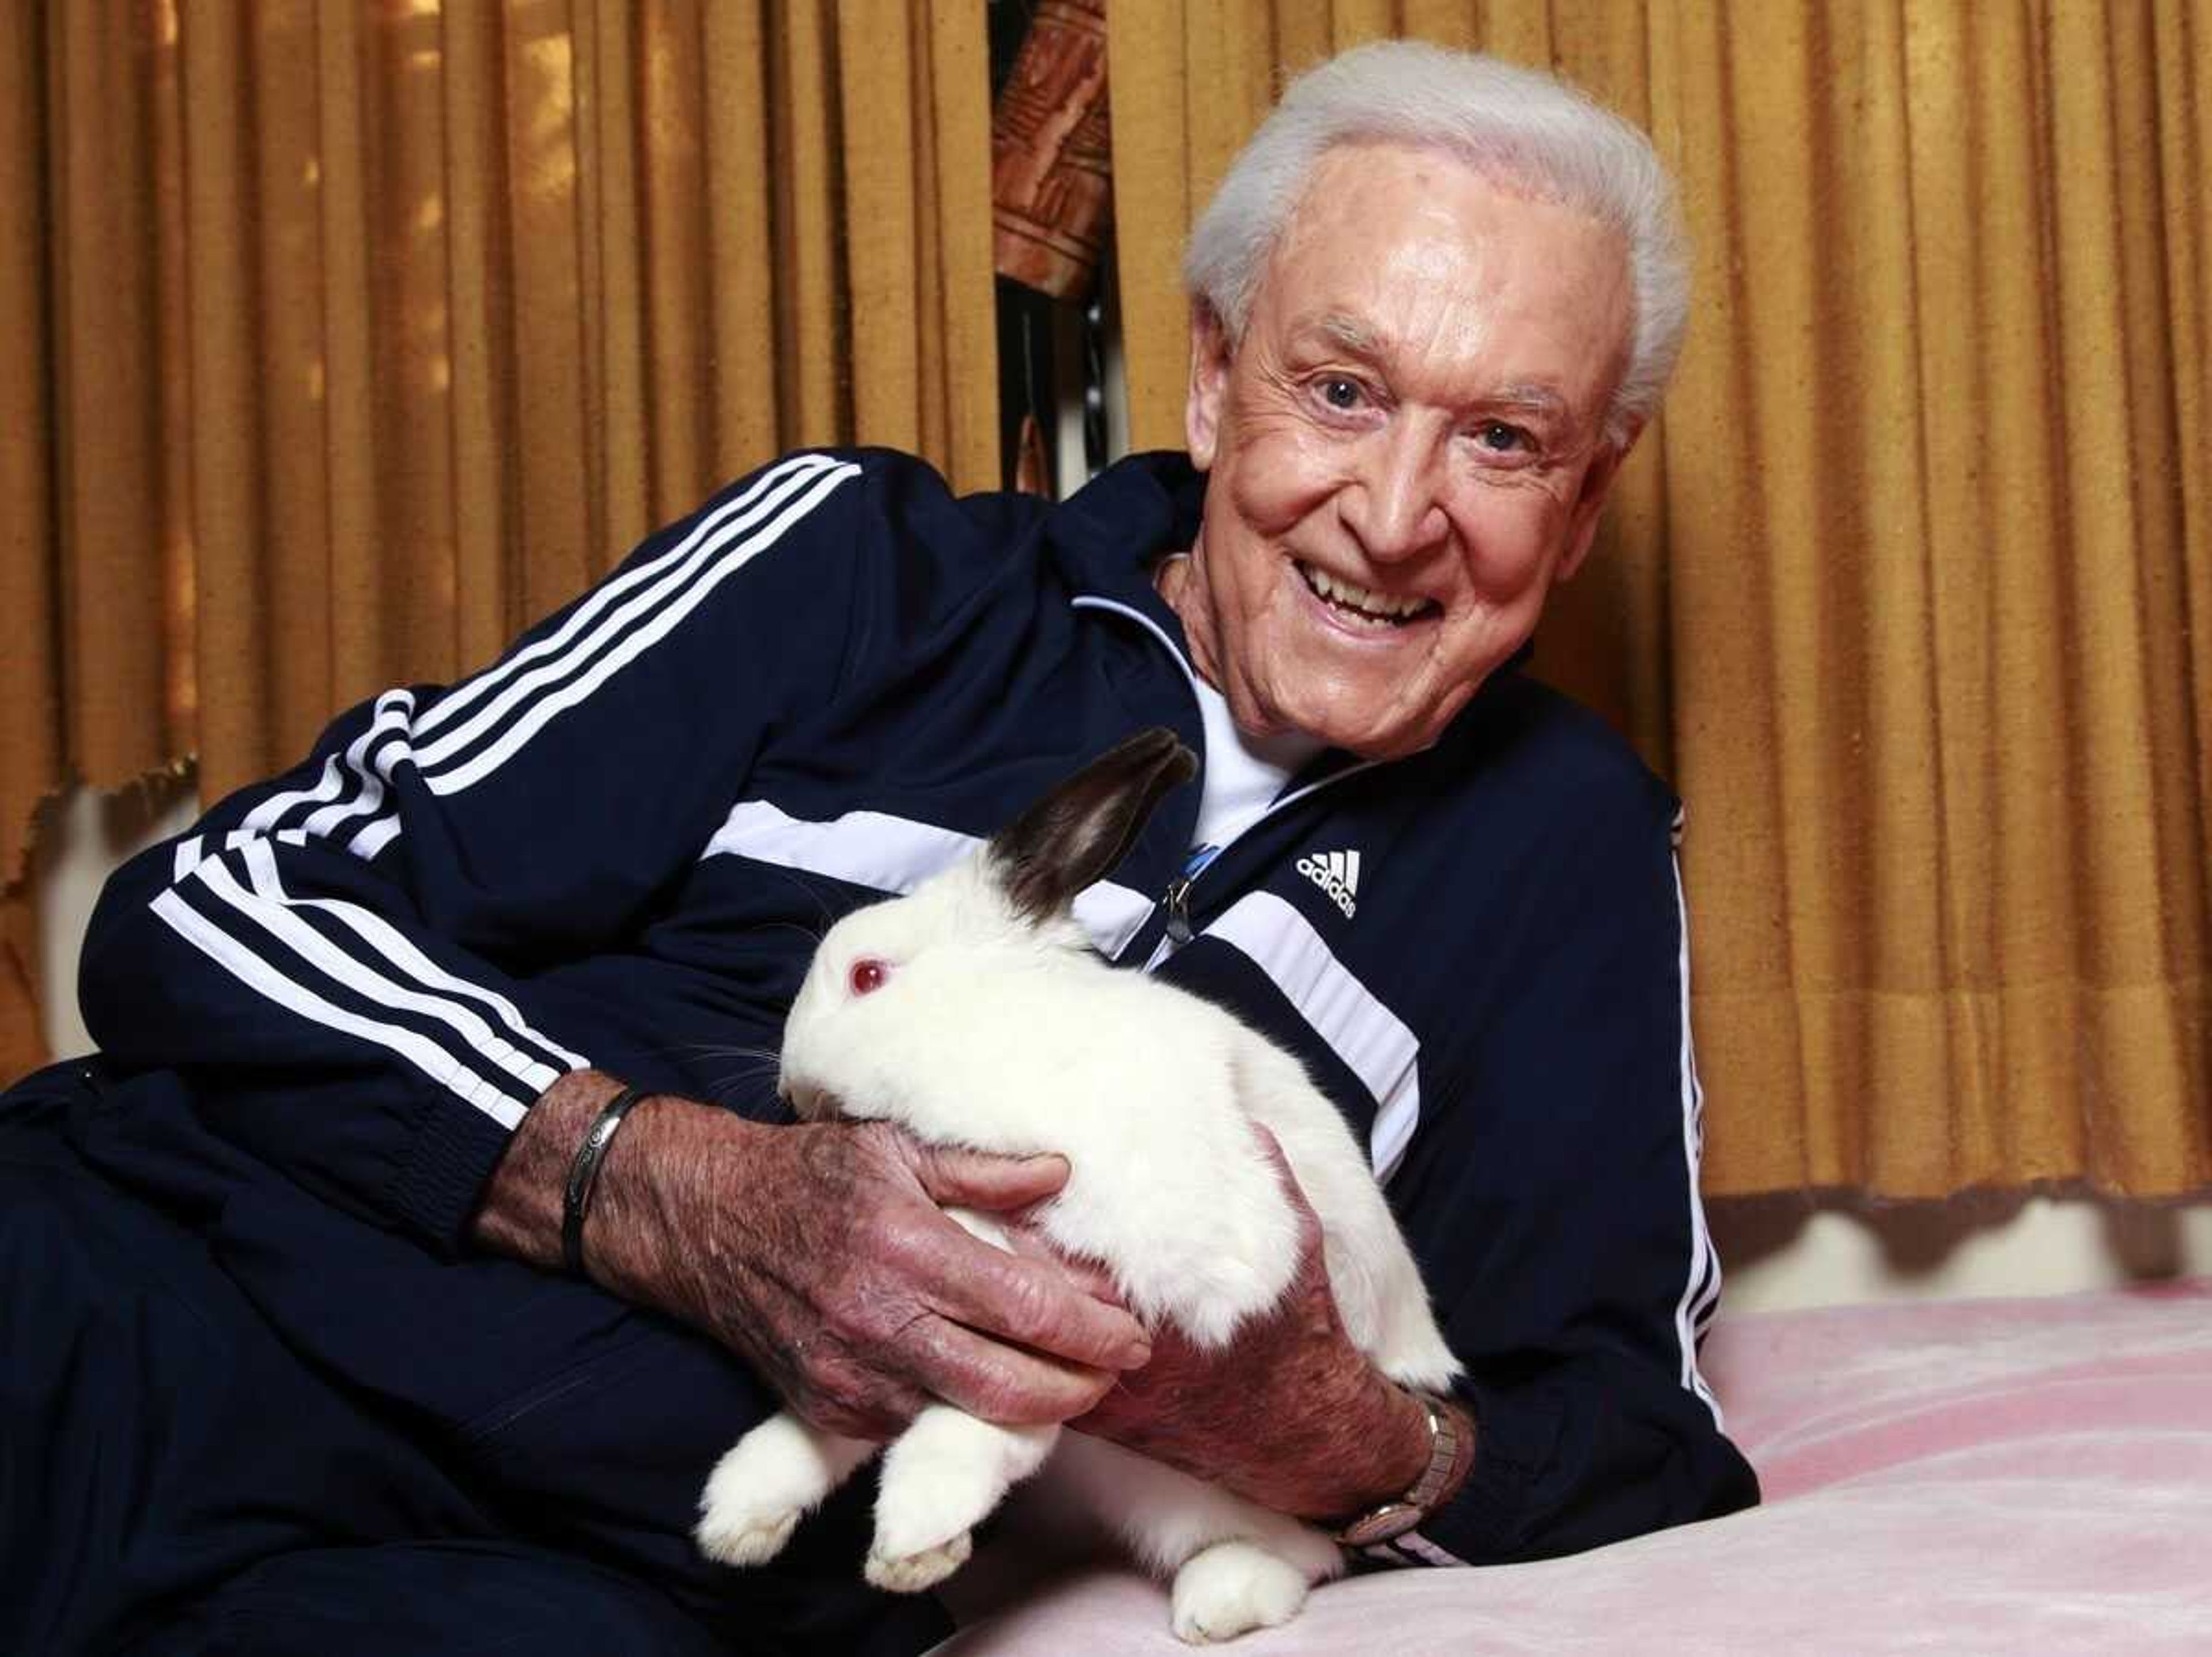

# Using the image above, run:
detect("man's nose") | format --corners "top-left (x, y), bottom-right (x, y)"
top-left (1344, 424), bottom-right (1450, 563)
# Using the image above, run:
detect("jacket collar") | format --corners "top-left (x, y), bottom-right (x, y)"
top-left (1047, 450), bottom-right (1207, 627)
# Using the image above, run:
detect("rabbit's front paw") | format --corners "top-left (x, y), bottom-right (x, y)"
top-left (864, 1406), bottom-right (1055, 1592)
top-left (866, 1457), bottom-right (987, 1592)
top-left (697, 1500), bottom-right (801, 1567)
top-left (694, 1415), bottom-right (872, 1568)
top-left (1169, 1540), bottom-right (1310, 1644)
top-left (865, 1526), bottom-right (974, 1593)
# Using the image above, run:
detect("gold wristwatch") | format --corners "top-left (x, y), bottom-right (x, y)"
top-left (1330, 1390), bottom-right (1467, 1548)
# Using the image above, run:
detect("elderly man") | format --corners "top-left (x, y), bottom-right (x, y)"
top-left (3, 41), bottom-right (1753, 1657)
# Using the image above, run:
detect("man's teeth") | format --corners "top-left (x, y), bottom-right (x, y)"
top-left (1298, 562), bottom-right (1431, 624)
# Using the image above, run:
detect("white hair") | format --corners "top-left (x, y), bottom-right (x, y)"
top-left (1183, 41), bottom-right (1690, 447)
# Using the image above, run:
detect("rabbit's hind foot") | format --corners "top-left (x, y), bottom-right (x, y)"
top-left (1169, 1540), bottom-right (1311, 1644)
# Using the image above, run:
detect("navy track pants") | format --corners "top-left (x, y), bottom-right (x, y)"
top-left (0, 1061), bottom-right (952, 1657)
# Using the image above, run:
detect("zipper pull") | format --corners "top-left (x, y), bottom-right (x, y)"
top-left (1164, 875), bottom-right (1195, 945)
top-left (1162, 843), bottom-right (1217, 948)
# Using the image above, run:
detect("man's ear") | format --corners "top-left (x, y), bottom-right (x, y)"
top-left (1555, 423), bottom-right (1639, 583)
top-left (1184, 304), bottom-right (1233, 471)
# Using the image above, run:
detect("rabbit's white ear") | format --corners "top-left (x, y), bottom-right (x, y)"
top-left (987, 727), bottom-right (1197, 924)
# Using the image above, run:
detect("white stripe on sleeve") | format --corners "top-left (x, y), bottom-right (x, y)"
top-left (1670, 852), bottom-right (1725, 1425)
top-left (191, 856), bottom-right (563, 1099)
top-left (412, 461), bottom-right (830, 774)
top-left (150, 888), bottom-right (530, 1130)
top-left (240, 840), bottom-right (589, 1075)
top-left (240, 754), bottom-right (346, 837)
top-left (414, 456), bottom-right (840, 769)
top-left (349, 813), bottom-right (404, 862)
top-left (412, 453), bottom-right (837, 746)
top-left (423, 461), bottom-right (862, 796)
top-left (278, 458), bottom-right (858, 862)
top-left (240, 691), bottom-right (417, 841)
top-left (299, 696), bottom-right (418, 841)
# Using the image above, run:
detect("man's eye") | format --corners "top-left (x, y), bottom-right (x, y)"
top-left (1319, 377), bottom-right (1366, 411)
top-left (1475, 421), bottom-right (1530, 453)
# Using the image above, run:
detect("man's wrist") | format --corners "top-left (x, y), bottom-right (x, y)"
top-left (1251, 1367), bottom-right (1440, 1522)
top-left (1315, 1380), bottom-right (1476, 1533)
top-left (578, 1086), bottom-right (766, 1309)
top-left (1328, 1387), bottom-right (1478, 1545)
top-left (470, 1071), bottom-right (760, 1306)
top-left (471, 1068), bottom-right (632, 1269)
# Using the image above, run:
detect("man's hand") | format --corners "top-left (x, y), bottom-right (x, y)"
top-left (472, 1072), bottom-right (1153, 1440)
top-left (1067, 1130), bottom-right (1464, 1523)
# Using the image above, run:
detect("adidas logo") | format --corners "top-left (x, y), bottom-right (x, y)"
top-left (1296, 849), bottom-right (1361, 919)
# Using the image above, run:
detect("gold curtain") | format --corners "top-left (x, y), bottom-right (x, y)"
top-left (0, 0), bottom-right (998, 1087)
top-left (1109, 0), bottom-right (2211, 1199)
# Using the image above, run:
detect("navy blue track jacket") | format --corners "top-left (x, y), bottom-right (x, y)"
top-left (81, 447), bottom-right (1758, 1571)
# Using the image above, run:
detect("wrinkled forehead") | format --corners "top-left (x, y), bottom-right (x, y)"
top-left (1290, 134), bottom-right (1581, 223)
top-left (1257, 141), bottom-right (1634, 414)
top-left (1271, 138), bottom-right (1628, 290)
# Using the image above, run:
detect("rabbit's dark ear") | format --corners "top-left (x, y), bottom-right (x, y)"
top-left (988, 728), bottom-right (1198, 924)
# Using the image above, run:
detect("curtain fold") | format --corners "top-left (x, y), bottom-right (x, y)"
top-left (0, 3), bottom-right (56, 1076)
top-left (1108, 0), bottom-right (2211, 1197)
top-left (0, 0), bottom-right (997, 1085)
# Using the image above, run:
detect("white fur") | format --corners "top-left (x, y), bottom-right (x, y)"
top-left (696, 851), bottom-right (1459, 1641)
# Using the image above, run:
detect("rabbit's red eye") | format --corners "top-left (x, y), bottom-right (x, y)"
top-left (848, 958), bottom-right (889, 995)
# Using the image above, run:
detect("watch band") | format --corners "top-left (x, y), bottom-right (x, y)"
top-left (1330, 1390), bottom-right (1468, 1549)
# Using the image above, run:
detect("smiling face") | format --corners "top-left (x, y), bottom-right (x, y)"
top-left (1164, 141), bottom-right (1638, 759)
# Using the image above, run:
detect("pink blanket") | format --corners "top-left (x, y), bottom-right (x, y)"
top-left (934, 1280), bottom-right (2212, 1654)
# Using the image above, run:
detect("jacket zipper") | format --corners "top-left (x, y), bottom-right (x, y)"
top-left (1163, 874), bottom-right (1196, 945)
top-left (1147, 754), bottom-right (1381, 966)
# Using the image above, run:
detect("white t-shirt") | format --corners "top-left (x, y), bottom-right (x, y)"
top-left (1187, 673), bottom-right (1324, 863)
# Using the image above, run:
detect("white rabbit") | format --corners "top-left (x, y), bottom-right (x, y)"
top-left (695, 728), bottom-right (1460, 1644)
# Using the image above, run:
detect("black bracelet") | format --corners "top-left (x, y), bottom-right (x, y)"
top-left (561, 1084), bottom-right (646, 1277)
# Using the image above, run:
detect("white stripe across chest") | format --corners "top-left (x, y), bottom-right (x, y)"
top-left (701, 799), bottom-right (1157, 962)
